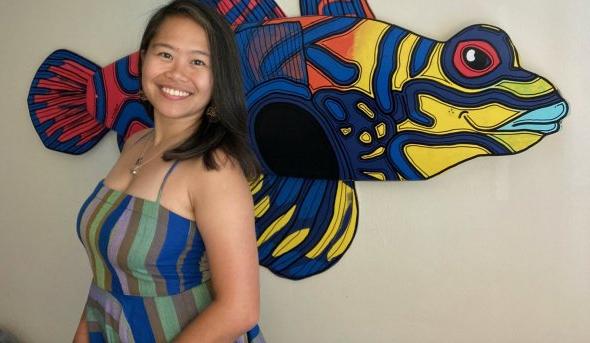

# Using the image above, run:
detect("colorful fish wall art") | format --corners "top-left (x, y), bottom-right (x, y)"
top-left (27, 0), bottom-right (568, 280)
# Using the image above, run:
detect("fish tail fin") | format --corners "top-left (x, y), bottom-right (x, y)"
top-left (252, 174), bottom-right (359, 280)
top-left (27, 49), bottom-right (108, 154)
top-left (201, 0), bottom-right (286, 28)
top-left (28, 50), bottom-right (153, 154)
top-left (300, 0), bottom-right (375, 18)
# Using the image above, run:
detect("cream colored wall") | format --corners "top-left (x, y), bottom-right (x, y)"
top-left (1, 0), bottom-right (588, 342)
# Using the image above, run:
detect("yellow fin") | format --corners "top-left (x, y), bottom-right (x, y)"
top-left (250, 174), bottom-right (264, 195)
top-left (257, 205), bottom-right (297, 246)
top-left (307, 182), bottom-right (351, 258)
top-left (327, 192), bottom-right (358, 261)
top-left (272, 228), bottom-right (310, 257)
top-left (254, 196), bottom-right (270, 218)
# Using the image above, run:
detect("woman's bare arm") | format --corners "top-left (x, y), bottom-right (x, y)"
top-left (173, 155), bottom-right (260, 343)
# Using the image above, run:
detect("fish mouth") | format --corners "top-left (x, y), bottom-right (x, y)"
top-left (497, 101), bottom-right (568, 134)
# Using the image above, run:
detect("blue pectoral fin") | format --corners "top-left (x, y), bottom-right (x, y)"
top-left (252, 174), bottom-right (359, 280)
top-left (498, 101), bottom-right (568, 134)
top-left (300, 0), bottom-right (375, 18)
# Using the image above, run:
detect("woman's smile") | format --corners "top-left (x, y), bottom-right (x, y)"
top-left (141, 15), bottom-right (213, 120)
top-left (160, 86), bottom-right (193, 99)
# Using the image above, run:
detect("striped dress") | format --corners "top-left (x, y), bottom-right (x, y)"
top-left (76, 160), bottom-right (265, 343)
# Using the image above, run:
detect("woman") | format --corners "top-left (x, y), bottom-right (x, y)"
top-left (73, 1), bottom-right (264, 342)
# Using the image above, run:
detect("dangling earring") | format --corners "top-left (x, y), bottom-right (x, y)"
top-left (138, 89), bottom-right (147, 101)
top-left (206, 105), bottom-right (219, 122)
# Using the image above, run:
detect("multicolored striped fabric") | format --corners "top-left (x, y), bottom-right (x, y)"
top-left (76, 160), bottom-right (265, 342)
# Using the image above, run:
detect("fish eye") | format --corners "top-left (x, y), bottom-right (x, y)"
top-left (453, 40), bottom-right (500, 78)
top-left (464, 48), bottom-right (490, 70)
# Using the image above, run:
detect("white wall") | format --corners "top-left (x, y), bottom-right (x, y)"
top-left (1, 0), bottom-right (588, 342)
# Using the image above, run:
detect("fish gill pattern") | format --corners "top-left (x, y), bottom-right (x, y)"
top-left (27, 0), bottom-right (567, 279)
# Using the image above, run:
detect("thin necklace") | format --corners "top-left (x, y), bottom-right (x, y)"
top-left (130, 131), bottom-right (161, 176)
top-left (130, 128), bottom-right (192, 175)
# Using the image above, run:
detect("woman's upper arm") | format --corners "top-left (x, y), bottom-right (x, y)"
top-left (189, 154), bottom-right (260, 318)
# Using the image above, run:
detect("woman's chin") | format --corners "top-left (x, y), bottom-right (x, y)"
top-left (153, 108), bottom-right (204, 122)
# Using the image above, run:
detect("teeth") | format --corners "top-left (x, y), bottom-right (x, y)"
top-left (161, 87), bottom-right (190, 97)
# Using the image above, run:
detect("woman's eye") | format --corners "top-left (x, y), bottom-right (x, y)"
top-left (191, 59), bottom-right (205, 66)
top-left (158, 52), bottom-right (172, 59)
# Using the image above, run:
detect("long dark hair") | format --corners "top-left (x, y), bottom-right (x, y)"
top-left (139, 0), bottom-right (260, 181)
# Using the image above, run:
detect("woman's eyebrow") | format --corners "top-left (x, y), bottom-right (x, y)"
top-left (151, 42), bottom-right (210, 56)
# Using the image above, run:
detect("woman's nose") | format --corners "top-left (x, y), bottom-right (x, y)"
top-left (165, 61), bottom-right (188, 81)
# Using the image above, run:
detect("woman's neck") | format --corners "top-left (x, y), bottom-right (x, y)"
top-left (152, 113), bottom-right (200, 147)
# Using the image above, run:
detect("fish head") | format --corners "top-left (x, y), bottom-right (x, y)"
top-left (401, 24), bottom-right (568, 158)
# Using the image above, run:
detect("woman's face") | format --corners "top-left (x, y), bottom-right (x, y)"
top-left (141, 15), bottom-right (213, 122)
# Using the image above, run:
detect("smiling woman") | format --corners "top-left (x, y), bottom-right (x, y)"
top-left (141, 16), bottom-right (213, 123)
top-left (72, 1), bottom-right (264, 342)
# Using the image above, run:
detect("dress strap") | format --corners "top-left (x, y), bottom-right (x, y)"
top-left (156, 160), bottom-right (181, 203)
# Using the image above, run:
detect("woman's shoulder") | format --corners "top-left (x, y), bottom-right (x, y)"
top-left (179, 150), bottom-right (253, 227)
top-left (182, 149), bottom-right (248, 199)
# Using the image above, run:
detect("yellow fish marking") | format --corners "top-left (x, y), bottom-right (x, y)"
top-left (359, 131), bottom-right (372, 144)
top-left (357, 102), bottom-right (375, 119)
top-left (249, 174), bottom-right (264, 195)
top-left (361, 146), bottom-right (385, 159)
top-left (254, 196), bottom-right (271, 218)
top-left (404, 144), bottom-right (490, 177)
top-left (316, 20), bottom-right (389, 97)
top-left (495, 77), bottom-right (553, 98)
top-left (257, 205), bottom-right (297, 246)
top-left (397, 95), bottom-right (523, 134)
top-left (490, 132), bottom-right (543, 153)
top-left (375, 122), bottom-right (386, 138)
top-left (363, 171), bottom-right (386, 181)
top-left (272, 228), bottom-right (310, 257)
top-left (307, 182), bottom-right (354, 258)
top-left (327, 190), bottom-right (357, 261)
top-left (392, 33), bottom-right (420, 91)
